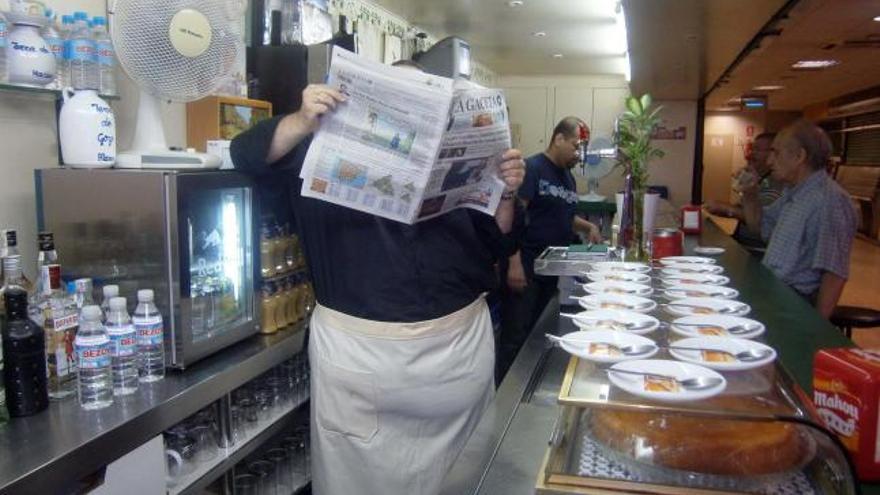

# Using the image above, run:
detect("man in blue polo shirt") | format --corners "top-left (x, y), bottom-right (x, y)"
top-left (497, 117), bottom-right (601, 379)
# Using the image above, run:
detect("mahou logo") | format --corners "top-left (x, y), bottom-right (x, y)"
top-left (815, 390), bottom-right (859, 437)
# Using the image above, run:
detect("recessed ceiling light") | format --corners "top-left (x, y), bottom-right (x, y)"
top-left (532, 31), bottom-right (546, 37)
top-left (873, 15), bottom-right (880, 22)
top-left (507, 0), bottom-right (523, 7)
top-left (753, 85), bottom-right (784, 91)
top-left (552, 53), bottom-right (564, 58)
top-left (791, 59), bottom-right (839, 69)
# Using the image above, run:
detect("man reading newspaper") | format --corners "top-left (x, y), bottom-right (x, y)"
top-left (231, 49), bottom-right (524, 495)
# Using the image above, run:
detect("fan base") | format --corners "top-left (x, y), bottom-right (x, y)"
top-left (580, 192), bottom-right (606, 202)
top-left (115, 150), bottom-right (222, 169)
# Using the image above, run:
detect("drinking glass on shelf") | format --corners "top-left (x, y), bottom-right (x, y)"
top-left (248, 459), bottom-right (277, 495)
top-left (234, 474), bottom-right (259, 495)
top-left (266, 448), bottom-right (292, 494)
top-left (283, 432), bottom-right (307, 481)
top-left (190, 424), bottom-right (219, 463)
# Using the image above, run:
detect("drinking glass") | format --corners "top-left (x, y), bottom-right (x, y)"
top-left (266, 448), bottom-right (292, 494)
top-left (234, 473), bottom-right (259, 495)
top-left (248, 459), bottom-right (277, 495)
top-left (190, 424), bottom-right (218, 463)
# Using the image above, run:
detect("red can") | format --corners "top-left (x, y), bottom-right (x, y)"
top-left (814, 348), bottom-right (880, 480)
top-left (681, 204), bottom-right (703, 234)
top-left (651, 228), bottom-right (683, 260)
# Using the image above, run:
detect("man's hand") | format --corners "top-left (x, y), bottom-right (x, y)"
top-left (587, 223), bottom-right (603, 243)
top-left (266, 84), bottom-right (347, 164)
top-left (704, 200), bottom-right (732, 217)
top-left (498, 149), bottom-right (525, 193)
top-left (291, 84), bottom-right (347, 134)
top-left (507, 254), bottom-right (528, 292)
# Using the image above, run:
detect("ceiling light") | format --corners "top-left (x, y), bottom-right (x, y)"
top-left (552, 53), bottom-right (564, 58)
top-left (873, 15), bottom-right (880, 22)
top-left (753, 85), bottom-right (784, 91)
top-left (507, 0), bottom-right (523, 7)
top-left (532, 31), bottom-right (546, 37)
top-left (791, 59), bottom-right (839, 69)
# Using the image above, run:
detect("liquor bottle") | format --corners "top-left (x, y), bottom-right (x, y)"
top-left (43, 265), bottom-right (78, 400)
top-left (0, 229), bottom-right (18, 259)
top-left (73, 278), bottom-right (95, 313)
top-left (2, 288), bottom-right (49, 417)
top-left (35, 232), bottom-right (60, 300)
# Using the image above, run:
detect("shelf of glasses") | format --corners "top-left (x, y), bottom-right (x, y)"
top-left (0, 81), bottom-right (120, 100)
top-left (170, 394), bottom-right (310, 495)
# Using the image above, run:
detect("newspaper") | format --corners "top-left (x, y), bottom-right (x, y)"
top-left (299, 46), bottom-right (512, 224)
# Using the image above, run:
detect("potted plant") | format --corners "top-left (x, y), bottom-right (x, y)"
top-left (615, 93), bottom-right (664, 260)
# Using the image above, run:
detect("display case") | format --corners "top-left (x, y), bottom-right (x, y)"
top-left (538, 346), bottom-right (858, 494)
top-left (35, 169), bottom-right (260, 369)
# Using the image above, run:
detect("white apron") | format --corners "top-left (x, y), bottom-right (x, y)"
top-left (309, 296), bottom-right (495, 495)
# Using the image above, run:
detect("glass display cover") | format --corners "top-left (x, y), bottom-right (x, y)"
top-left (187, 187), bottom-right (252, 344)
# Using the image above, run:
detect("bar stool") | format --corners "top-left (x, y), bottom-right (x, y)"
top-left (830, 306), bottom-right (880, 339)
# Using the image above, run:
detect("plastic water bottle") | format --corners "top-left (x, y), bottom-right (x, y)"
top-left (106, 297), bottom-right (138, 396)
top-left (0, 13), bottom-right (8, 83)
top-left (100, 284), bottom-right (119, 320)
top-left (58, 14), bottom-right (74, 88)
top-left (91, 16), bottom-right (115, 96)
top-left (74, 305), bottom-right (113, 410)
top-left (133, 289), bottom-right (165, 382)
top-left (68, 11), bottom-right (97, 90)
top-left (42, 9), bottom-right (64, 89)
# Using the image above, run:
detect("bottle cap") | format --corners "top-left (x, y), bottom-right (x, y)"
top-left (82, 305), bottom-right (102, 320)
top-left (109, 297), bottom-right (127, 310)
top-left (62, 15), bottom-right (73, 24)
top-left (74, 11), bottom-right (88, 21)
top-left (66, 281), bottom-right (76, 294)
top-left (102, 284), bottom-right (119, 298)
top-left (2, 229), bottom-right (17, 247)
top-left (138, 289), bottom-right (154, 302)
top-left (92, 16), bottom-right (105, 25)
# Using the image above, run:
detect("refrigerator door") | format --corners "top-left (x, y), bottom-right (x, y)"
top-left (173, 172), bottom-right (260, 367)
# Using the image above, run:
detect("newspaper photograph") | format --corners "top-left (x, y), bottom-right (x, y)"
top-left (299, 46), bottom-right (511, 224)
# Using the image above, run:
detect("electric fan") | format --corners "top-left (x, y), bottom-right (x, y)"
top-left (110, 0), bottom-right (243, 168)
top-left (578, 134), bottom-right (617, 202)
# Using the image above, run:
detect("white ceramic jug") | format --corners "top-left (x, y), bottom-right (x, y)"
top-left (7, 20), bottom-right (55, 86)
top-left (59, 88), bottom-right (116, 168)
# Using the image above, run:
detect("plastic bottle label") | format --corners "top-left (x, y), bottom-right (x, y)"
top-left (76, 336), bottom-right (111, 369)
top-left (135, 317), bottom-right (164, 346)
top-left (45, 36), bottom-right (63, 59)
top-left (96, 40), bottom-right (113, 66)
top-left (68, 39), bottom-right (96, 62)
top-left (107, 325), bottom-right (137, 357)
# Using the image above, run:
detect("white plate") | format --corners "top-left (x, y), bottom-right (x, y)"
top-left (669, 315), bottom-right (765, 339)
top-left (564, 309), bottom-right (660, 335)
top-left (659, 273), bottom-right (730, 286)
top-left (668, 337), bottom-right (777, 371)
top-left (583, 280), bottom-right (653, 297)
top-left (578, 293), bottom-right (657, 313)
top-left (659, 256), bottom-right (716, 265)
top-left (583, 270), bottom-right (652, 284)
top-left (663, 297), bottom-right (750, 317)
top-left (591, 261), bottom-right (652, 273)
top-left (556, 330), bottom-right (658, 364)
top-left (693, 246), bottom-right (725, 255)
top-left (661, 264), bottom-right (725, 275)
top-left (608, 359), bottom-right (727, 402)
top-left (664, 284), bottom-right (739, 300)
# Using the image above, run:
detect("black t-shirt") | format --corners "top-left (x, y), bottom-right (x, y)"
top-left (518, 153), bottom-right (578, 275)
top-left (230, 116), bottom-right (511, 322)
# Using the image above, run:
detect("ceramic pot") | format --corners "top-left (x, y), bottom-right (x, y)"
top-left (59, 88), bottom-right (116, 168)
top-left (7, 21), bottom-right (55, 86)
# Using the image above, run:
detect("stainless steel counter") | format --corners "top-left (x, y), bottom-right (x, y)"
top-left (0, 324), bottom-right (306, 494)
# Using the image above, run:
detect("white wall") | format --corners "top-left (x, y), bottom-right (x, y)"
top-left (0, 0), bottom-right (185, 279)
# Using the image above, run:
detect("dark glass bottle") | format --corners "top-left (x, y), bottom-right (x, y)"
top-left (3, 288), bottom-right (49, 417)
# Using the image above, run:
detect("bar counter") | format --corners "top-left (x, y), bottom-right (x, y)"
top-left (440, 221), bottom-right (877, 495)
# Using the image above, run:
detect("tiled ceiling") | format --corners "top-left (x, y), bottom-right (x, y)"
top-left (705, 0), bottom-right (880, 111)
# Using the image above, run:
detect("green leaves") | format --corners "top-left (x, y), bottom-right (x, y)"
top-left (615, 93), bottom-right (664, 186)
